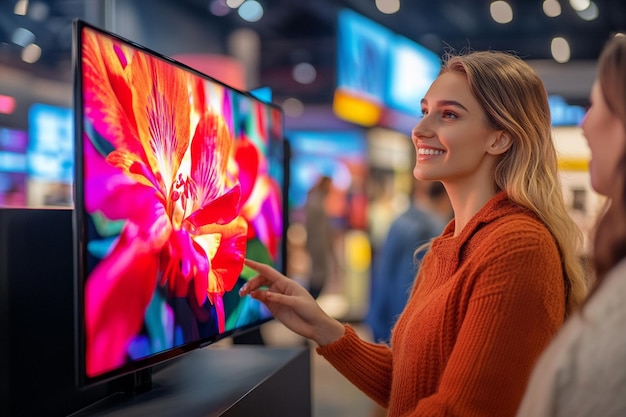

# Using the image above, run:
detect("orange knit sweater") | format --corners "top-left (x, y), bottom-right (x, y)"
top-left (317, 192), bottom-right (566, 417)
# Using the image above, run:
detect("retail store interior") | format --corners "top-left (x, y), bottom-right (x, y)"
top-left (1, 0), bottom-right (624, 416)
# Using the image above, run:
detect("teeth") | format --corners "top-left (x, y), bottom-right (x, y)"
top-left (418, 148), bottom-right (445, 155)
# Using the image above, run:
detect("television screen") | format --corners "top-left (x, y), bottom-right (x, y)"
top-left (26, 104), bottom-right (74, 207)
top-left (27, 103), bottom-right (74, 184)
top-left (0, 127), bottom-right (28, 207)
top-left (386, 35), bottom-right (440, 116)
top-left (287, 130), bottom-right (368, 230)
top-left (336, 8), bottom-right (392, 103)
top-left (548, 95), bottom-right (586, 126)
top-left (73, 20), bottom-right (287, 386)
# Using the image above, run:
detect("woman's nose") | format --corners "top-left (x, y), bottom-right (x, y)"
top-left (412, 115), bottom-right (433, 140)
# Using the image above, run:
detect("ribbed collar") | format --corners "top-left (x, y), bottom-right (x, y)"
top-left (430, 191), bottom-right (533, 263)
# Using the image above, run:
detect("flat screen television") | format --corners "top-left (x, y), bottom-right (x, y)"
top-left (73, 19), bottom-right (288, 388)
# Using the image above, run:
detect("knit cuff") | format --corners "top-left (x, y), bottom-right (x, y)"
top-left (315, 323), bottom-right (355, 356)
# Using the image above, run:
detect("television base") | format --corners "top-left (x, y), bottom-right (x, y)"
top-left (70, 345), bottom-right (311, 417)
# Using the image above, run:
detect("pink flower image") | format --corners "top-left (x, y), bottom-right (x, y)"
top-left (81, 29), bottom-right (252, 376)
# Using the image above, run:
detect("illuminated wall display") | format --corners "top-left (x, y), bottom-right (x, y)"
top-left (334, 8), bottom-right (440, 130)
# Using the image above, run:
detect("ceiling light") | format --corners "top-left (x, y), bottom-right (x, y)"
top-left (209, 0), bottom-right (231, 16)
top-left (376, 0), bottom-right (400, 15)
top-left (576, 1), bottom-right (599, 21)
top-left (226, 0), bottom-right (244, 8)
top-left (11, 27), bottom-right (35, 47)
top-left (490, 1), bottom-right (513, 24)
top-left (569, 0), bottom-right (590, 11)
top-left (238, 0), bottom-right (263, 22)
top-left (14, 0), bottom-right (28, 15)
top-left (28, 1), bottom-right (49, 21)
top-left (292, 62), bottom-right (317, 84)
top-left (283, 97), bottom-right (304, 118)
top-left (543, 0), bottom-right (561, 17)
top-left (551, 37), bottom-right (570, 63)
top-left (21, 43), bottom-right (41, 63)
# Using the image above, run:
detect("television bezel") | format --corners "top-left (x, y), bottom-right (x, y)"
top-left (72, 19), bottom-right (288, 388)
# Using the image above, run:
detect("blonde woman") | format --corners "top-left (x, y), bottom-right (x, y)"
top-left (241, 50), bottom-right (587, 417)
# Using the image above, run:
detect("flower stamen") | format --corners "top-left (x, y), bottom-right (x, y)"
top-left (171, 173), bottom-right (199, 221)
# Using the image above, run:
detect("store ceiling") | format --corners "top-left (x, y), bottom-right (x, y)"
top-left (209, 0), bottom-right (625, 61)
top-left (1, 0), bottom-right (625, 106)
top-left (182, 0), bottom-right (626, 105)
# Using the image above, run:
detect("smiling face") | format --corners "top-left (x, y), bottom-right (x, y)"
top-left (411, 71), bottom-right (507, 190)
top-left (581, 80), bottom-right (626, 196)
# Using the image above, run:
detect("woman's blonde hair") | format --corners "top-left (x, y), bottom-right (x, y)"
top-left (441, 50), bottom-right (587, 316)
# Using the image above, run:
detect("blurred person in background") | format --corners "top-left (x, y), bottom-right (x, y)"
top-left (240, 49), bottom-right (587, 417)
top-left (367, 178), bottom-right (398, 253)
top-left (304, 175), bottom-right (338, 299)
top-left (366, 179), bottom-right (451, 344)
top-left (517, 32), bottom-right (626, 417)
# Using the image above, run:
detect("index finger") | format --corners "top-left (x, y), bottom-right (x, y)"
top-left (241, 259), bottom-right (283, 292)
top-left (244, 258), bottom-right (281, 278)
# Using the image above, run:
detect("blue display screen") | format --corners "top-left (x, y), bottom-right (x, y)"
top-left (27, 103), bottom-right (74, 183)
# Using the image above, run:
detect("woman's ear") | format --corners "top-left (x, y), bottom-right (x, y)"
top-left (487, 131), bottom-right (513, 156)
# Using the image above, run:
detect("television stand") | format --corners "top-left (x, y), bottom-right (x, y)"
top-left (69, 345), bottom-right (311, 417)
top-left (114, 367), bottom-right (153, 396)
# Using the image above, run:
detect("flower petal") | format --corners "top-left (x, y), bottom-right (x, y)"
top-left (233, 139), bottom-right (259, 204)
top-left (199, 215), bottom-right (248, 295)
top-left (128, 51), bottom-right (191, 192)
top-left (167, 229), bottom-right (210, 306)
top-left (85, 227), bottom-right (159, 377)
top-left (185, 183), bottom-right (241, 228)
top-left (82, 29), bottom-right (142, 161)
top-left (190, 109), bottom-right (233, 206)
top-left (242, 175), bottom-right (283, 259)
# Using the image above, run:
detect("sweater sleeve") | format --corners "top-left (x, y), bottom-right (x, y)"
top-left (316, 324), bottom-right (394, 407)
top-left (413, 223), bottom-right (566, 417)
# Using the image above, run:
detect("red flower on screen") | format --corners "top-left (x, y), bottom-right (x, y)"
top-left (81, 30), bottom-right (247, 377)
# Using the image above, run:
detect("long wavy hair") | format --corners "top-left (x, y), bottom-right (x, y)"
top-left (440, 50), bottom-right (587, 316)
top-left (590, 34), bottom-right (626, 293)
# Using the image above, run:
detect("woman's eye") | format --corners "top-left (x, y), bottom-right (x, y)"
top-left (421, 109), bottom-right (428, 116)
top-left (443, 111), bottom-right (457, 119)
